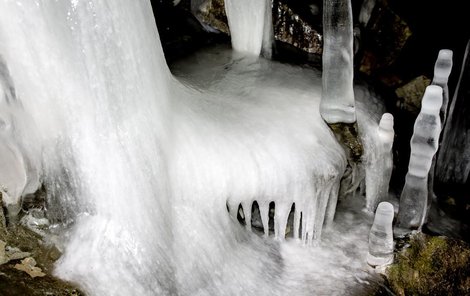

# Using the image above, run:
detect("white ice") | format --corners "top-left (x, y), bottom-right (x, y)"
top-left (0, 0), bottom-right (386, 295)
top-left (367, 201), bottom-right (394, 267)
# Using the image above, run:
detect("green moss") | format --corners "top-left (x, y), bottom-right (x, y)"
top-left (387, 233), bottom-right (470, 295)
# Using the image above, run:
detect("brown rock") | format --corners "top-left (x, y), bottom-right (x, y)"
top-left (14, 257), bottom-right (46, 278)
top-left (395, 75), bottom-right (431, 113)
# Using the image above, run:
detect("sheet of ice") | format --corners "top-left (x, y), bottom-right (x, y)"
top-left (367, 202), bottom-right (394, 267)
top-left (321, 0), bottom-right (356, 124)
top-left (224, 0), bottom-right (273, 57)
top-left (1, 1), bottom-right (384, 295)
top-left (396, 85), bottom-right (442, 236)
top-left (0, 61), bottom-right (40, 220)
top-left (437, 40), bottom-right (470, 186)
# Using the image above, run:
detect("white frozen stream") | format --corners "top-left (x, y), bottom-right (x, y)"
top-left (0, 1), bottom-right (388, 295)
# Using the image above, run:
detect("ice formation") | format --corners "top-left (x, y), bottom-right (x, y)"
top-left (427, 49), bottom-right (453, 211)
top-left (0, 0), bottom-right (391, 295)
top-left (432, 49), bottom-right (453, 125)
top-left (367, 202), bottom-right (394, 267)
top-left (0, 59), bottom-right (40, 222)
top-left (395, 85), bottom-right (443, 236)
top-left (364, 113), bottom-right (394, 212)
top-left (437, 39), bottom-right (470, 186)
top-left (224, 0), bottom-right (273, 57)
top-left (320, 0), bottom-right (356, 124)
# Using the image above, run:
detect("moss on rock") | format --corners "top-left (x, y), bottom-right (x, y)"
top-left (387, 233), bottom-right (470, 295)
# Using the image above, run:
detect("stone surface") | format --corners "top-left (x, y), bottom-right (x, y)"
top-left (387, 233), bottom-right (470, 296)
top-left (395, 75), bottom-right (431, 114)
top-left (273, 0), bottom-right (322, 54)
top-left (14, 257), bottom-right (46, 278)
top-left (359, 0), bottom-right (412, 76)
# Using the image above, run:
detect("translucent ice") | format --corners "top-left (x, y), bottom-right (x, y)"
top-left (437, 40), bottom-right (470, 186)
top-left (367, 202), bottom-right (394, 267)
top-left (395, 85), bottom-right (443, 236)
top-left (320, 0), bottom-right (356, 124)
top-left (427, 49), bottom-right (453, 215)
top-left (432, 49), bottom-right (453, 125)
top-left (365, 113), bottom-right (394, 212)
top-left (224, 0), bottom-right (273, 57)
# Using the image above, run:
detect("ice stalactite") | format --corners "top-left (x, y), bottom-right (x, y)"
top-left (432, 50), bottom-right (453, 125)
top-left (320, 0), bottom-right (356, 124)
top-left (367, 202), bottom-right (394, 267)
top-left (395, 85), bottom-right (443, 237)
top-left (365, 113), bottom-right (394, 212)
top-left (436, 39), bottom-right (470, 187)
top-left (427, 49), bottom-right (453, 213)
top-left (224, 0), bottom-right (274, 57)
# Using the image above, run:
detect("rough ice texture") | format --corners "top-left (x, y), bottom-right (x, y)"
top-left (224, 0), bottom-right (273, 57)
top-left (0, 1), bottom-right (384, 295)
top-left (437, 40), bottom-right (470, 186)
top-left (367, 202), bottom-right (394, 266)
top-left (396, 86), bottom-right (442, 236)
top-left (0, 59), bottom-right (40, 217)
top-left (320, 0), bottom-right (356, 124)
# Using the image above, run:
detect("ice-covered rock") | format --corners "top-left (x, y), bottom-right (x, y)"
top-left (395, 85), bottom-right (443, 236)
top-left (367, 201), bottom-right (394, 267)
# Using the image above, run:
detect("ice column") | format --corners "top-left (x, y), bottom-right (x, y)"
top-left (367, 202), bottom-right (394, 267)
top-left (427, 50), bottom-right (453, 213)
top-left (320, 0), bottom-right (356, 124)
top-left (224, 0), bottom-right (273, 57)
top-left (366, 113), bottom-right (394, 212)
top-left (432, 50), bottom-right (453, 125)
top-left (395, 86), bottom-right (442, 236)
top-left (437, 40), bottom-right (470, 186)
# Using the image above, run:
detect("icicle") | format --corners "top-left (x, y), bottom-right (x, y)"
top-left (436, 40), bottom-right (470, 186)
top-left (258, 201), bottom-right (270, 237)
top-left (432, 49), bottom-right (453, 125)
top-left (241, 200), bottom-right (252, 231)
top-left (367, 202), bottom-right (394, 267)
top-left (320, 0), bottom-right (356, 124)
top-left (224, 0), bottom-right (274, 57)
top-left (427, 50), bottom-right (453, 218)
top-left (274, 202), bottom-right (290, 240)
top-left (293, 205), bottom-right (301, 239)
top-left (395, 86), bottom-right (442, 237)
top-left (365, 113), bottom-right (394, 212)
top-left (324, 181), bottom-right (341, 226)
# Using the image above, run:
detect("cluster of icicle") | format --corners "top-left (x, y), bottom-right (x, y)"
top-left (366, 49), bottom-right (455, 267)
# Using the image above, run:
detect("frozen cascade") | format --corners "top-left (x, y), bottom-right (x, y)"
top-left (320, 0), bottom-right (356, 124)
top-left (0, 0), bottom-right (388, 295)
top-left (0, 58), bottom-right (40, 222)
top-left (224, 0), bottom-right (273, 57)
top-left (367, 202), bottom-right (394, 267)
top-left (395, 85), bottom-right (443, 236)
top-left (436, 39), bottom-right (470, 186)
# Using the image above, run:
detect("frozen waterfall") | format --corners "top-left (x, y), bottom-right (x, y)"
top-left (0, 0), bottom-right (391, 295)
